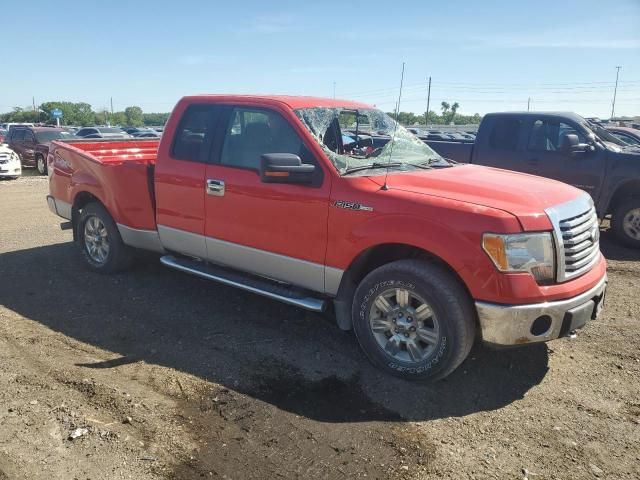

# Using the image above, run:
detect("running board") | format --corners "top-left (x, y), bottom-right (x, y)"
top-left (160, 255), bottom-right (327, 312)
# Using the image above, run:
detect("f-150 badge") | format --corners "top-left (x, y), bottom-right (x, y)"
top-left (333, 200), bottom-right (373, 212)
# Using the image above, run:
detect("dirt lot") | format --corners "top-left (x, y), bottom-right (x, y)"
top-left (0, 172), bottom-right (638, 480)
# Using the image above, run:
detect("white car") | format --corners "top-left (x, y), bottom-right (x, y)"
top-left (0, 145), bottom-right (21, 179)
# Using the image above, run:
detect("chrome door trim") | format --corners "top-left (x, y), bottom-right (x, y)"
top-left (206, 179), bottom-right (225, 196)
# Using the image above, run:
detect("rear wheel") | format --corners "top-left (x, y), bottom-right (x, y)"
top-left (352, 259), bottom-right (476, 381)
top-left (77, 203), bottom-right (134, 273)
top-left (612, 197), bottom-right (640, 248)
top-left (36, 155), bottom-right (47, 175)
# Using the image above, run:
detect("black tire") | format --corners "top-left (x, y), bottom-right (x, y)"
top-left (352, 260), bottom-right (476, 381)
top-left (77, 202), bottom-right (134, 273)
top-left (36, 155), bottom-right (47, 175)
top-left (612, 197), bottom-right (640, 248)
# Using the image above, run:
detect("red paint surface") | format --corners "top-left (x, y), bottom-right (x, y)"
top-left (48, 95), bottom-right (606, 305)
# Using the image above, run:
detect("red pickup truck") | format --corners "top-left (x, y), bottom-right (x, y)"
top-left (46, 95), bottom-right (607, 381)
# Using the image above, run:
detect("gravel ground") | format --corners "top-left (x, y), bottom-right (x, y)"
top-left (0, 172), bottom-right (638, 480)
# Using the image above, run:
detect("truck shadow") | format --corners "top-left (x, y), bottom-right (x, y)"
top-left (0, 243), bottom-right (549, 423)
top-left (598, 226), bottom-right (640, 262)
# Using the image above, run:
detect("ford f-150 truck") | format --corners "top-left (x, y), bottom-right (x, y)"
top-left (46, 95), bottom-right (607, 381)
top-left (425, 112), bottom-right (640, 248)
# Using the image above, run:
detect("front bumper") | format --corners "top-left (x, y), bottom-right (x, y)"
top-left (0, 162), bottom-right (21, 177)
top-left (476, 274), bottom-right (607, 346)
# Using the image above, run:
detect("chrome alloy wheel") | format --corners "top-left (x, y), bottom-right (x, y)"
top-left (368, 287), bottom-right (440, 364)
top-left (84, 216), bottom-right (110, 264)
top-left (623, 208), bottom-right (640, 240)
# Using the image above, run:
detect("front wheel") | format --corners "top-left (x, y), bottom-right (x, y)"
top-left (612, 197), bottom-right (640, 248)
top-left (77, 203), bottom-right (134, 273)
top-left (36, 155), bottom-right (47, 175)
top-left (352, 260), bottom-right (476, 381)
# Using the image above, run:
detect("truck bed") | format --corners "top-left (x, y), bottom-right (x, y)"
top-left (49, 139), bottom-right (160, 230)
top-left (59, 138), bottom-right (160, 164)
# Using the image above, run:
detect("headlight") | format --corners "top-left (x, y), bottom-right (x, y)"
top-left (482, 232), bottom-right (555, 283)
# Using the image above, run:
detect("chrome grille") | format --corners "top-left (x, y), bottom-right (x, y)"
top-left (559, 206), bottom-right (600, 279)
top-left (545, 193), bottom-right (601, 282)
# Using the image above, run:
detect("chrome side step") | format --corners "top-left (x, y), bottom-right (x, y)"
top-left (160, 255), bottom-right (327, 312)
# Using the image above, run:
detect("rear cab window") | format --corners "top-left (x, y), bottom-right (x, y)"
top-left (171, 104), bottom-right (224, 163)
top-left (488, 117), bottom-right (523, 151)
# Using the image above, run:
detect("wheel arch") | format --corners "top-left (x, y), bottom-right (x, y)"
top-left (605, 179), bottom-right (640, 216)
top-left (71, 191), bottom-right (108, 241)
top-left (333, 242), bottom-right (474, 331)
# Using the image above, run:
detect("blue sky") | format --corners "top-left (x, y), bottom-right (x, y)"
top-left (3, 0), bottom-right (639, 118)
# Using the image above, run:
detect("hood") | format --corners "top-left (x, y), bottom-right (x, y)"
top-left (374, 164), bottom-right (583, 230)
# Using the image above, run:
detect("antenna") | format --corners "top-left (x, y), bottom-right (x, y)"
top-left (381, 62), bottom-right (405, 191)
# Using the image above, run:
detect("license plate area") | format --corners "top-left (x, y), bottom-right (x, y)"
top-left (565, 300), bottom-right (596, 333)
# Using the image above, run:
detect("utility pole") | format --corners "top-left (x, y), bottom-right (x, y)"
top-left (527, 97), bottom-right (531, 111)
top-left (425, 76), bottom-right (431, 126)
top-left (110, 97), bottom-right (114, 115)
top-left (611, 66), bottom-right (621, 120)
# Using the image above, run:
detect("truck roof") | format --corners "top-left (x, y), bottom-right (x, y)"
top-left (182, 94), bottom-right (372, 110)
top-left (484, 111), bottom-right (586, 122)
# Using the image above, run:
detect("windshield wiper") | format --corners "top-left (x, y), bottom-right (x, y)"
top-left (419, 157), bottom-right (453, 167)
top-left (343, 162), bottom-right (403, 175)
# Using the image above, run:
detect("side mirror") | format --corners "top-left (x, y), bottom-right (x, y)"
top-left (561, 134), bottom-right (593, 156)
top-left (260, 153), bottom-right (315, 184)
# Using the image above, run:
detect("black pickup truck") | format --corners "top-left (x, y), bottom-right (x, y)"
top-left (426, 112), bottom-right (640, 247)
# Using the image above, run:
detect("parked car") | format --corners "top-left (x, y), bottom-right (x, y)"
top-left (0, 122), bottom-right (34, 131)
top-left (0, 144), bottom-right (21, 179)
top-left (5, 126), bottom-right (74, 174)
top-left (0, 129), bottom-right (7, 143)
top-left (132, 131), bottom-right (161, 138)
top-left (75, 127), bottom-right (130, 139)
top-left (46, 94), bottom-right (607, 381)
top-left (606, 126), bottom-right (640, 146)
top-left (424, 112), bottom-right (640, 247)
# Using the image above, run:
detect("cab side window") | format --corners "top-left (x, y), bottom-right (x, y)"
top-left (528, 120), bottom-right (585, 152)
top-left (172, 104), bottom-right (222, 162)
top-left (11, 129), bottom-right (26, 141)
top-left (24, 130), bottom-right (35, 142)
top-left (220, 107), bottom-right (305, 170)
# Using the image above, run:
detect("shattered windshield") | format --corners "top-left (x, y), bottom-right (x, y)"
top-left (294, 107), bottom-right (450, 174)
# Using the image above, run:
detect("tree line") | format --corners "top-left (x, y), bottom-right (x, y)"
top-left (1, 99), bottom-right (480, 128)
top-left (0, 102), bottom-right (170, 127)
top-left (388, 101), bottom-right (481, 125)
